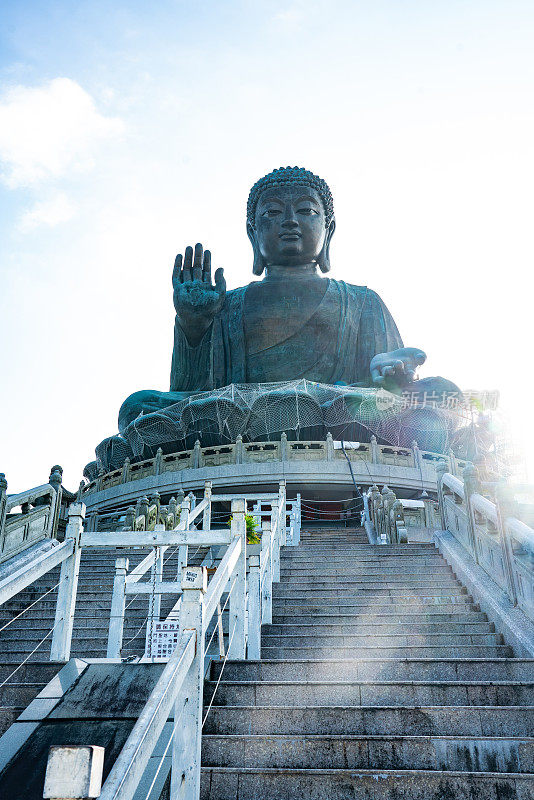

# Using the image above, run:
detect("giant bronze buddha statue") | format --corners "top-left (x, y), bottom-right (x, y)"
top-left (87, 167), bottom-right (461, 476)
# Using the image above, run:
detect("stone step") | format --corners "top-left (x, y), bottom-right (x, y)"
top-left (202, 704), bottom-right (534, 736)
top-left (278, 572), bottom-right (460, 582)
top-left (273, 593), bottom-right (471, 606)
top-left (201, 734), bottom-right (534, 773)
top-left (273, 586), bottom-right (467, 597)
top-left (263, 622), bottom-right (495, 636)
top-left (270, 600), bottom-right (479, 614)
top-left (0, 662), bottom-right (65, 682)
top-left (270, 611), bottom-right (488, 625)
top-left (260, 645), bottom-right (514, 659)
top-left (204, 680), bottom-right (534, 707)
top-left (260, 633), bottom-right (504, 648)
top-left (199, 767), bottom-right (533, 799)
top-left (0, 681), bottom-right (49, 706)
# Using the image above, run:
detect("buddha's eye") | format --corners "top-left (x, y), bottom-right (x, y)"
top-left (297, 207), bottom-right (318, 215)
top-left (262, 208), bottom-right (282, 217)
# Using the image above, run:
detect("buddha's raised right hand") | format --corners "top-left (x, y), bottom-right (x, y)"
top-left (172, 243), bottom-right (226, 346)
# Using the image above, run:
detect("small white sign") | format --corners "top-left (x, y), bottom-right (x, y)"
top-left (148, 620), bottom-right (180, 659)
top-left (181, 565), bottom-right (207, 591)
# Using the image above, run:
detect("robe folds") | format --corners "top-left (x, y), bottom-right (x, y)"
top-left (170, 279), bottom-right (403, 392)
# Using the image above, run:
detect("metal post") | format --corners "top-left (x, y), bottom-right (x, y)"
top-left (171, 566), bottom-right (207, 800)
top-left (202, 481), bottom-right (212, 531)
top-left (107, 557), bottom-right (129, 659)
top-left (50, 503), bottom-right (85, 661)
top-left (261, 520), bottom-right (273, 624)
top-left (228, 498), bottom-right (246, 659)
top-left (370, 435), bottom-right (379, 464)
top-left (246, 551), bottom-right (261, 659)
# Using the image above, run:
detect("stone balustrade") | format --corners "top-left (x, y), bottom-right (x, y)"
top-left (81, 433), bottom-right (467, 498)
top-left (437, 462), bottom-right (534, 625)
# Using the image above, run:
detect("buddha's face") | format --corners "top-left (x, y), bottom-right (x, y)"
top-left (254, 184), bottom-right (328, 267)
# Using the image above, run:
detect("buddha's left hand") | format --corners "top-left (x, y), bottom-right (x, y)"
top-left (370, 347), bottom-right (426, 388)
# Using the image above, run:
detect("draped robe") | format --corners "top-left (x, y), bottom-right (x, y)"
top-left (170, 279), bottom-right (403, 392)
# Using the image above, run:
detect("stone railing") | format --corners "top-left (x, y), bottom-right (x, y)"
top-left (366, 484), bottom-right (408, 544)
top-left (436, 462), bottom-right (534, 625)
top-left (82, 433), bottom-right (467, 498)
top-left (0, 467), bottom-right (64, 564)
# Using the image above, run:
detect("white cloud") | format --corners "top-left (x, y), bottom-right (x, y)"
top-left (0, 77), bottom-right (124, 188)
top-left (18, 192), bottom-right (76, 230)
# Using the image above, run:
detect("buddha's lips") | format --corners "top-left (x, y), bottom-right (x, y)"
top-left (279, 232), bottom-right (301, 240)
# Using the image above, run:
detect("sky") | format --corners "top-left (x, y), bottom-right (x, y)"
top-left (0, 0), bottom-right (533, 492)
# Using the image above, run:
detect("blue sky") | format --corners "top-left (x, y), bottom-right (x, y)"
top-left (1, 1), bottom-right (533, 491)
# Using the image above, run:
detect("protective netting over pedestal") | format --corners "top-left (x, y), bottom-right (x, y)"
top-left (121, 381), bottom-right (467, 457)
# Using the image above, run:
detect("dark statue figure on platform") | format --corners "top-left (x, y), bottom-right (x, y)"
top-left (86, 167), bottom-right (462, 478)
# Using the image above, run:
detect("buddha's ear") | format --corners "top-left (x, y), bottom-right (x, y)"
top-left (247, 222), bottom-right (266, 276)
top-left (318, 217), bottom-right (336, 273)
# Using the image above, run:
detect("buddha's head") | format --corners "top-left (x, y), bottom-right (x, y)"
top-left (247, 166), bottom-right (336, 276)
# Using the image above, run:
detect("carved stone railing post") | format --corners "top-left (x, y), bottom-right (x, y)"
top-left (228, 498), bottom-right (247, 659)
top-left (326, 431), bottom-right (334, 461)
top-left (48, 466), bottom-right (63, 540)
top-left (168, 496), bottom-right (177, 528)
top-left (96, 469), bottom-right (104, 492)
top-left (495, 482), bottom-right (520, 606)
top-left (50, 503), bottom-right (85, 661)
top-left (448, 449), bottom-right (458, 476)
top-left (121, 457), bottom-right (130, 484)
top-left (280, 432), bottom-right (289, 462)
top-left (463, 463), bottom-right (481, 562)
top-left (192, 440), bottom-right (202, 469)
top-left (370, 435), bottom-right (379, 464)
top-left (412, 440), bottom-right (422, 471)
top-left (0, 473), bottom-right (7, 538)
top-left (107, 557), bottom-right (129, 658)
top-left (154, 447), bottom-right (163, 475)
top-left (419, 490), bottom-right (435, 528)
top-left (124, 506), bottom-right (135, 531)
top-left (435, 460), bottom-right (448, 530)
top-left (235, 434), bottom-right (244, 464)
top-left (77, 480), bottom-right (85, 502)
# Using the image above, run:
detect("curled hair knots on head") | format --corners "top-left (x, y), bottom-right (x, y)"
top-left (247, 166), bottom-right (335, 228)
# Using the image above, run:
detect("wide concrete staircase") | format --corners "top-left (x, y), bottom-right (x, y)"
top-left (0, 545), bottom-right (209, 735)
top-left (201, 528), bottom-right (534, 798)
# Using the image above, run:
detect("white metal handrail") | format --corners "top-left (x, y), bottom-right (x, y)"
top-left (99, 630), bottom-right (196, 800)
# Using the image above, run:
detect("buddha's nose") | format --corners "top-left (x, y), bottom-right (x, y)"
top-left (281, 211), bottom-right (298, 228)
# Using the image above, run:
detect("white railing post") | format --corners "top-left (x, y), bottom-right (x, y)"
top-left (176, 496), bottom-right (191, 580)
top-left (271, 498), bottom-right (281, 584)
top-left (107, 557), bottom-right (129, 659)
top-left (295, 493), bottom-right (301, 545)
top-left (171, 566), bottom-right (207, 800)
top-left (228, 498), bottom-right (247, 659)
top-left (202, 481), bottom-right (212, 531)
top-left (0, 473), bottom-right (7, 538)
top-left (145, 527), bottom-right (165, 656)
top-left (261, 519), bottom-right (273, 624)
top-left (279, 480), bottom-right (287, 547)
top-left (50, 503), bottom-right (85, 661)
top-left (246, 549), bottom-right (261, 659)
